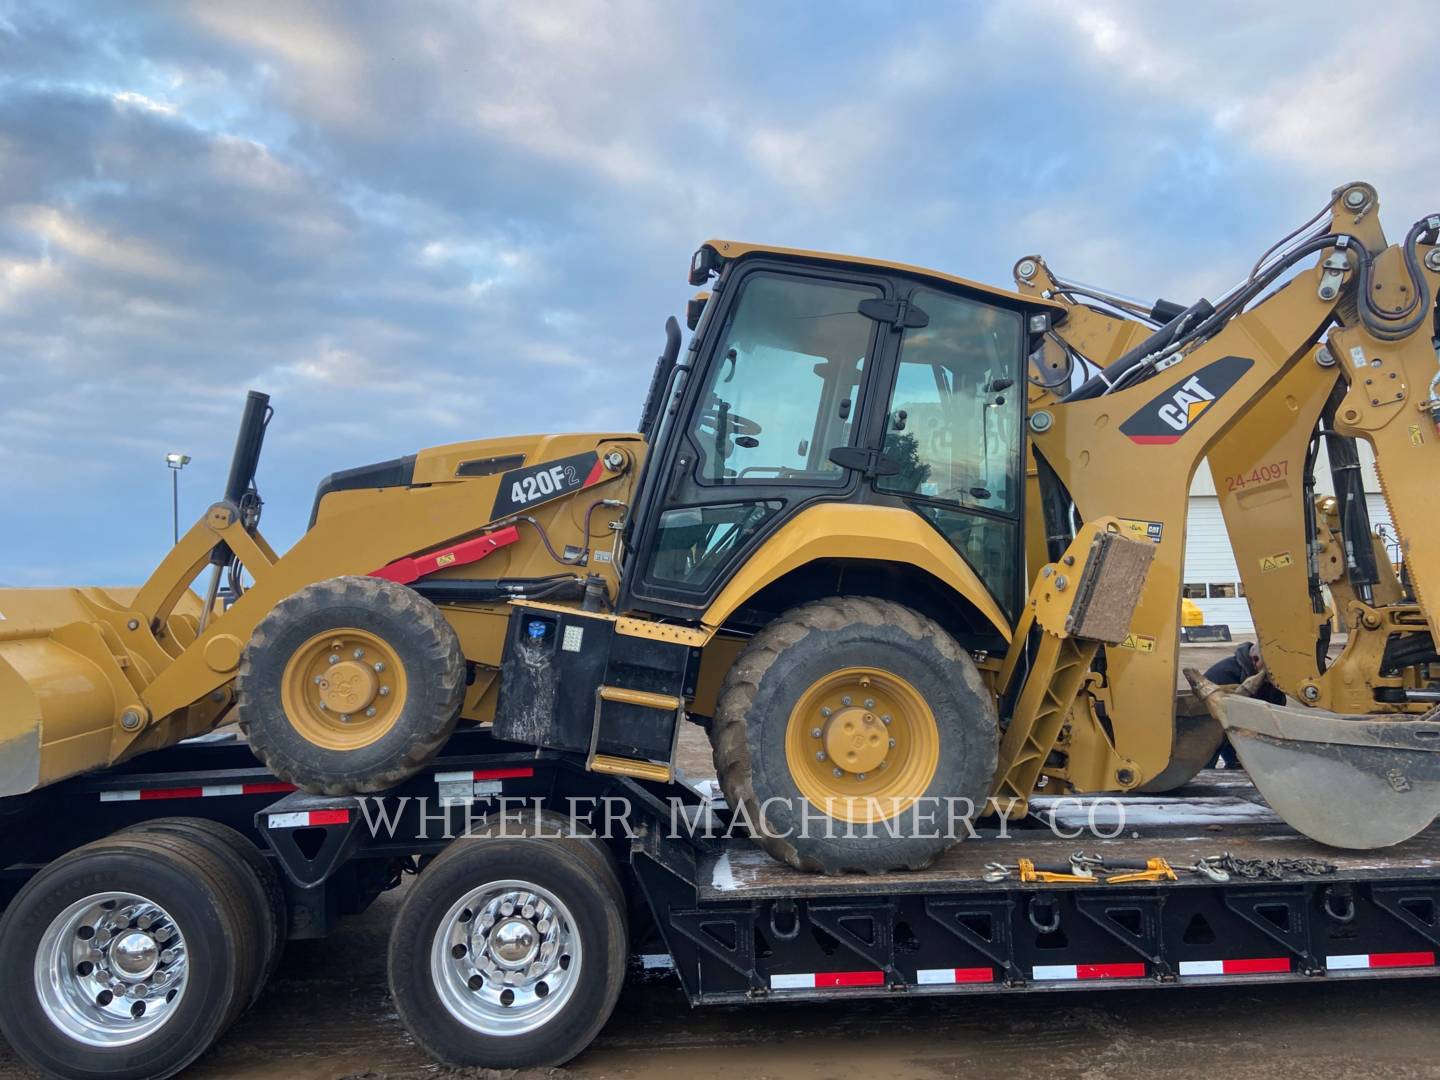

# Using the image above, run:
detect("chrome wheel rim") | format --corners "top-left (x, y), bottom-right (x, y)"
top-left (430, 878), bottom-right (580, 1037)
top-left (35, 892), bottom-right (189, 1047)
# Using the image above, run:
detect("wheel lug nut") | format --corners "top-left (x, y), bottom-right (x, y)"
top-left (811, 728), bottom-right (822, 738)
top-left (328, 654), bottom-right (340, 665)
top-left (864, 698), bottom-right (875, 709)
top-left (841, 696), bottom-right (852, 706)
top-left (340, 714), bottom-right (351, 722)
top-left (353, 648), bottom-right (364, 659)
top-left (889, 738), bottom-right (896, 748)
top-left (318, 702), bottom-right (328, 711)
top-left (379, 686), bottom-right (391, 697)
top-left (882, 714), bottom-right (892, 725)
top-left (857, 773), bottom-right (867, 780)
top-left (365, 707), bottom-right (377, 717)
top-left (816, 751), bottom-right (826, 761)
top-left (832, 767), bottom-right (844, 778)
top-left (820, 707), bottom-right (831, 718)
top-left (313, 675), bottom-right (324, 685)
top-left (374, 661), bottom-right (386, 673)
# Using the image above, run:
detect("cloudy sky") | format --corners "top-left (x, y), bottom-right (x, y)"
top-left (1, 1), bottom-right (1435, 585)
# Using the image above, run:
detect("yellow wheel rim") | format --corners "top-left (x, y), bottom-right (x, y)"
top-left (280, 628), bottom-right (409, 751)
top-left (784, 666), bottom-right (939, 824)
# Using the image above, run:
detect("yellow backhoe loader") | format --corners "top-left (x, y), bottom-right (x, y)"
top-left (3, 180), bottom-right (1439, 872)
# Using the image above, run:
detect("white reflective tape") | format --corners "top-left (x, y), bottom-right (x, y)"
top-left (201, 784), bottom-right (244, 797)
top-left (1327, 954), bottom-right (1369, 970)
top-left (99, 790), bottom-right (141, 802)
top-left (916, 968), bottom-right (954, 985)
top-left (1178, 960), bottom-right (1224, 976)
top-left (1032, 964), bottom-right (1078, 981)
top-left (640, 954), bottom-right (674, 970)
top-left (770, 973), bottom-right (815, 989)
top-left (434, 771), bottom-right (473, 784)
top-left (267, 812), bottom-right (312, 829)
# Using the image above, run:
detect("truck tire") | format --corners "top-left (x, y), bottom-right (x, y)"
top-left (0, 833), bottom-right (254, 1080)
top-left (119, 819), bottom-right (286, 1002)
top-left (237, 575), bottom-right (465, 794)
top-left (388, 833), bottom-right (628, 1069)
top-left (467, 807), bottom-right (625, 911)
top-left (711, 596), bottom-right (998, 874)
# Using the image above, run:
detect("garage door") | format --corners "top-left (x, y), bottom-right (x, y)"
top-left (1183, 495), bottom-right (1251, 632)
top-left (1183, 493), bottom-right (1400, 634)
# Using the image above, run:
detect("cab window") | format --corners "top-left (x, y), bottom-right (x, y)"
top-left (878, 289), bottom-right (1023, 514)
top-left (689, 273), bottom-right (878, 484)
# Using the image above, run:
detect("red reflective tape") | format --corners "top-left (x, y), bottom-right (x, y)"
top-left (473, 767), bottom-right (535, 781)
top-left (952, 967), bottom-right (994, 983)
top-left (1369, 951), bottom-right (1434, 969)
top-left (1225, 957), bottom-right (1290, 975)
top-left (1076, 962), bottom-right (1146, 980)
top-left (371, 526), bottom-right (521, 585)
top-left (139, 786), bottom-right (203, 800)
top-left (815, 970), bottom-right (884, 988)
top-left (583, 457), bottom-right (605, 487)
top-left (308, 809), bottom-right (351, 826)
top-left (243, 782), bottom-right (297, 796)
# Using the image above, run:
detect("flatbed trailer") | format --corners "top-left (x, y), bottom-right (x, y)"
top-left (4, 727), bottom-right (1440, 1078)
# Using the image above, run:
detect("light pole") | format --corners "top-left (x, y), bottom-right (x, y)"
top-left (166, 452), bottom-right (191, 545)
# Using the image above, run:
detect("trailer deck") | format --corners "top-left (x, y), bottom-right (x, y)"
top-left (6, 727), bottom-right (1440, 1058)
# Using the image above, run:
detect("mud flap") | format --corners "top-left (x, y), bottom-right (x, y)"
top-left (1219, 694), bottom-right (1440, 849)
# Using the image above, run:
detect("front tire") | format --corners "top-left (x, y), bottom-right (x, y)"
top-left (388, 834), bottom-right (627, 1069)
top-left (237, 575), bottom-right (465, 794)
top-left (711, 596), bottom-right (998, 874)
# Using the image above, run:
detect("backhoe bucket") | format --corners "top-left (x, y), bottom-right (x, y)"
top-left (1203, 681), bottom-right (1440, 849)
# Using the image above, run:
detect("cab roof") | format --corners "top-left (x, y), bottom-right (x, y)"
top-left (698, 239), bottom-right (1063, 313)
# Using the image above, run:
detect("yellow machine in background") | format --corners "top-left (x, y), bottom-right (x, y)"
top-left (3, 180), bottom-right (1439, 872)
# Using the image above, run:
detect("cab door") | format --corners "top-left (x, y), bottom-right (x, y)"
top-left (621, 261), bottom-right (888, 616)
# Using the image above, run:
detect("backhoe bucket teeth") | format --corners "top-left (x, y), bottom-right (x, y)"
top-left (1206, 682), bottom-right (1440, 849)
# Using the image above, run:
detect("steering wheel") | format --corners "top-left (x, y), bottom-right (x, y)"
top-left (697, 397), bottom-right (763, 440)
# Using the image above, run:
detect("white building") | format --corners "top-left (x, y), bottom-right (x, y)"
top-left (1183, 444), bottom-right (1395, 633)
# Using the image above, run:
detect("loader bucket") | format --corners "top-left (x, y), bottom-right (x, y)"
top-left (0, 586), bottom-right (206, 797)
top-left (1214, 690), bottom-right (1440, 849)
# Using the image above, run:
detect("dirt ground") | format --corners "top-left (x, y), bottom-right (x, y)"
top-left (19, 637), bottom-right (1421, 1080)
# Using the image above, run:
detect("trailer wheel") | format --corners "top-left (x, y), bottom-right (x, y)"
top-left (120, 818), bottom-right (286, 1003)
top-left (711, 596), bottom-right (998, 874)
top-left (388, 834), bottom-right (627, 1069)
top-left (469, 807), bottom-right (625, 910)
top-left (0, 833), bottom-right (253, 1080)
top-left (238, 575), bottom-right (465, 794)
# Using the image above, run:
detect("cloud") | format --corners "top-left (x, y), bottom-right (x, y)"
top-left (0, 1), bottom-right (1436, 585)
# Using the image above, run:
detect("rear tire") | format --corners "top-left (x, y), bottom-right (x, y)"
top-left (237, 575), bottom-right (465, 794)
top-left (711, 596), bottom-right (998, 874)
top-left (388, 834), bottom-right (627, 1069)
top-left (119, 819), bottom-right (286, 1003)
top-left (0, 833), bottom-right (252, 1080)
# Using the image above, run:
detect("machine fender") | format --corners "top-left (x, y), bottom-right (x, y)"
top-left (700, 503), bottom-right (1012, 640)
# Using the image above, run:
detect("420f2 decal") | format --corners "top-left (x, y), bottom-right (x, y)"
top-left (1119, 355), bottom-right (1253, 445)
top-left (491, 451), bottom-right (604, 517)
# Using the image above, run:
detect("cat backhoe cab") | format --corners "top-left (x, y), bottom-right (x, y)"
top-left (3, 181), bottom-right (1439, 873)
